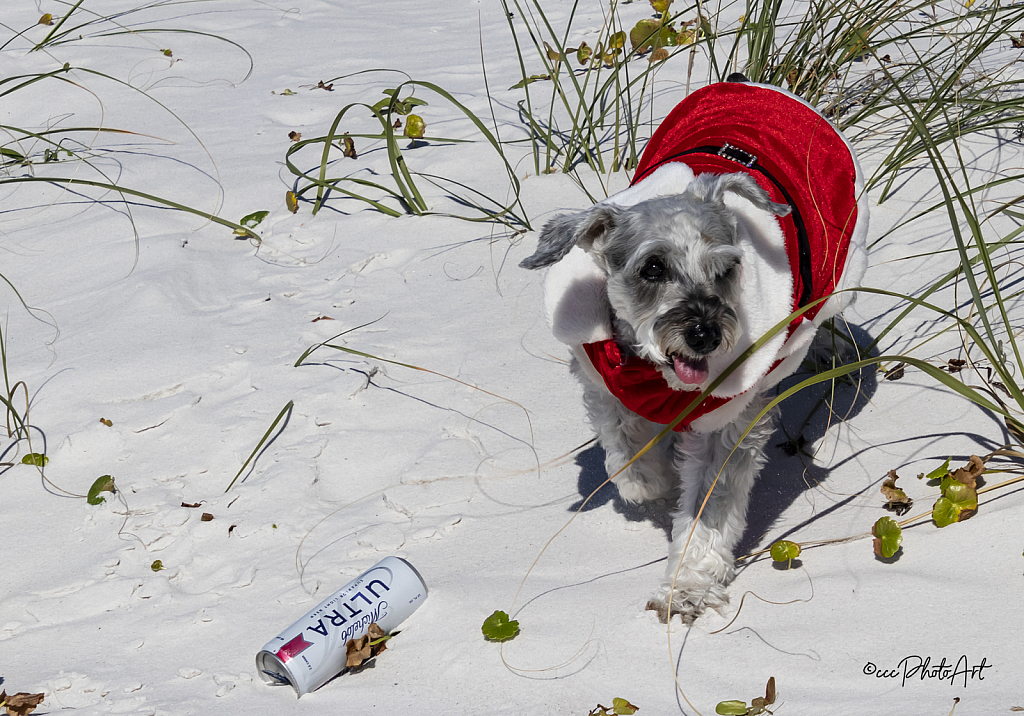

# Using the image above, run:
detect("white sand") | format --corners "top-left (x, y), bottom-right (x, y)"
top-left (2, 1), bottom-right (1021, 714)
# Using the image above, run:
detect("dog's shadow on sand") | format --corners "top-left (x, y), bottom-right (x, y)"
top-left (569, 325), bottom-right (879, 553)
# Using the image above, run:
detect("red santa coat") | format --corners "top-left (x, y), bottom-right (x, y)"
top-left (543, 81), bottom-right (869, 433)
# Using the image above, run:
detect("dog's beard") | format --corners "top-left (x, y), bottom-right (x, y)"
top-left (611, 289), bottom-right (740, 389)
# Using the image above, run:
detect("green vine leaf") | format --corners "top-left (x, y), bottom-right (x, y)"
top-left (21, 452), bottom-right (48, 467)
top-left (87, 475), bottom-right (116, 505)
top-left (715, 701), bottom-right (748, 715)
top-left (612, 697), bottom-right (639, 715)
top-left (589, 698), bottom-right (640, 716)
top-left (872, 516), bottom-right (903, 558)
top-left (233, 210), bottom-right (269, 237)
top-left (919, 457), bottom-right (951, 481)
top-left (371, 89), bottom-right (428, 116)
top-left (769, 539), bottom-right (801, 566)
top-left (932, 496), bottom-right (957, 527)
top-left (481, 610), bottom-right (519, 642)
top-left (576, 41), bottom-right (593, 65)
top-left (932, 481), bottom-right (978, 527)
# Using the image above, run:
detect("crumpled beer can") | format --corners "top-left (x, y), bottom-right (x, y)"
top-left (256, 556), bottom-right (427, 696)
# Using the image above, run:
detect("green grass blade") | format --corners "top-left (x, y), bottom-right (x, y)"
top-left (224, 401), bottom-right (295, 493)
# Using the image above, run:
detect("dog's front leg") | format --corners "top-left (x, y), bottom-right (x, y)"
top-left (647, 399), bottom-right (774, 623)
top-left (574, 361), bottom-right (674, 503)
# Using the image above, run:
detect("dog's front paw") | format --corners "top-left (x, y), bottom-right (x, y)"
top-left (612, 466), bottom-right (673, 503)
top-left (645, 580), bottom-right (729, 624)
top-left (615, 474), bottom-right (657, 503)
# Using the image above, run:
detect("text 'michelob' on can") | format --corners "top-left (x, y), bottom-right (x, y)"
top-left (256, 556), bottom-right (427, 696)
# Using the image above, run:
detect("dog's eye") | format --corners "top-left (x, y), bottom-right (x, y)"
top-left (640, 257), bottom-right (668, 282)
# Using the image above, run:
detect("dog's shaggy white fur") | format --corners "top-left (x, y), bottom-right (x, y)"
top-left (521, 160), bottom-right (867, 622)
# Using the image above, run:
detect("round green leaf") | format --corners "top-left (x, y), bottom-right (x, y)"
top-left (943, 482), bottom-right (978, 512)
top-left (872, 516), bottom-right (903, 557)
top-left (932, 496), bottom-right (958, 527)
top-left (151, 560), bottom-right (165, 572)
top-left (770, 539), bottom-right (801, 563)
top-left (481, 610), bottom-right (519, 642)
top-left (630, 19), bottom-right (662, 50)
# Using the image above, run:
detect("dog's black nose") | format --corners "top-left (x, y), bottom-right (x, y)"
top-left (685, 323), bottom-right (721, 354)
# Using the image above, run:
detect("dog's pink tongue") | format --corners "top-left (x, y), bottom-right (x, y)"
top-left (673, 355), bottom-right (709, 385)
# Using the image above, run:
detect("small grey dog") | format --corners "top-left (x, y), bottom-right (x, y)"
top-left (520, 172), bottom-right (793, 623)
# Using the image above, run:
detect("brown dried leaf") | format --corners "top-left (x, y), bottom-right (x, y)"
top-left (181, 501), bottom-right (202, 508)
top-left (316, 80), bottom-right (334, 91)
top-left (946, 358), bottom-right (966, 373)
top-left (342, 134), bottom-right (357, 159)
top-left (201, 512), bottom-right (214, 521)
top-left (2, 691), bottom-right (45, 716)
top-left (312, 316), bottom-right (334, 322)
top-left (345, 623), bottom-right (389, 668)
top-left (881, 470), bottom-right (913, 515)
top-left (288, 131), bottom-right (301, 142)
top-left (1012, 33), bottom-right (1024, 49)
top-left (948, 455), bottom-right (984, 489)
top-left (345, 635), bottom-right (373, 667)
top-left (228, 524), bottom-right (237, 535)
top-left (964, 454), bottom-right (984, 478)
top-left (884, 362), bottom-right (905, 381)
top-left (99, 417), bottom-right (113, 426)
top-left (650, 47), bottom-right (670, 62)
top-left (393, 119), bottom-right (402, 129)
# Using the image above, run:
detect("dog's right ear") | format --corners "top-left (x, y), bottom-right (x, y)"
top-left (519, 205), bottom-right (618, 270)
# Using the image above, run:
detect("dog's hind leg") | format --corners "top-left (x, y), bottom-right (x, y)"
top-left (647, 395), bottom-right (776, 623)
top-left (576, 365), bottom-right (675, 503)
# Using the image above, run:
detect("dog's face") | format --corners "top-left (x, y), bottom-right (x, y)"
top-left (520, 172), bottom-right (791, 390)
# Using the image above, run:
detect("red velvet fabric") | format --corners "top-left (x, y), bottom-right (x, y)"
top-left (582, 340), bottom-right (731, 430)
top-left (632, 81), bottom-right (859, 319)
top-left (583, 82), bottom-right (859, 431)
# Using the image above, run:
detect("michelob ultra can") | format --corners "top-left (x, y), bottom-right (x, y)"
top-left (256, 556), bottom-right (427, 696)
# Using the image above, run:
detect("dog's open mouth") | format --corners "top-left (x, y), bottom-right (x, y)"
top-left (671, 354), bottom-right (709, 385)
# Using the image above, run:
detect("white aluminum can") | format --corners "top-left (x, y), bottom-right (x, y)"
top-left (256, 556), bottom-right (427, 696)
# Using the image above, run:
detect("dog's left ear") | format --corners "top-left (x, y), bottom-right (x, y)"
top-left (519, 204), bottom-right (619, 270)
top-left (688, 173), bottom-right (792, 217)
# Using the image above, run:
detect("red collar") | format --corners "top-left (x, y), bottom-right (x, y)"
top-left (582, 341), bottom-right (731, 432)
